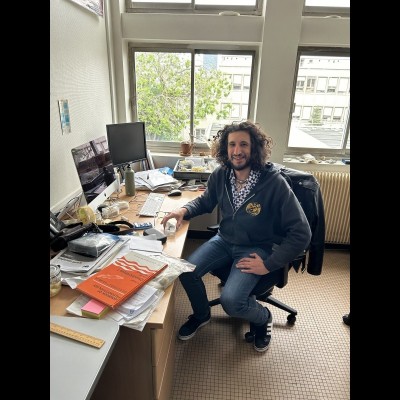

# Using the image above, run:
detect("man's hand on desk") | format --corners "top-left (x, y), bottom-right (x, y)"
top-left (161, 207), bottom-right (187, 230)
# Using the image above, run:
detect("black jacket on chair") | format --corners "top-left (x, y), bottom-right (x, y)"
top-left (275, 164), bottom-right (325, 276)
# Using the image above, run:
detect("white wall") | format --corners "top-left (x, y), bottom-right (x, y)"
top-left (50, 0), bottom-right (113, 211)
top-left (50, 0), bottom-right (349, 214)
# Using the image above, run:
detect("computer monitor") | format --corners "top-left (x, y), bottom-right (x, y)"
top-left (71, 136), bottom-right (118, 213)
top-left (106, 122), bottom-right (147, 168)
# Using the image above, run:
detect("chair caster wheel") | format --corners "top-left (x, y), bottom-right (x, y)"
top-left (287, 314), bottom-right (296, 325)
top-left (342, 313), bottom-right (350, 326)
top-left (244, 332), bottom-right (255, 343)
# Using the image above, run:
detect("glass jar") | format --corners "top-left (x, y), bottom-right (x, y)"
top-left (50, 264), bottom-right (62, 297)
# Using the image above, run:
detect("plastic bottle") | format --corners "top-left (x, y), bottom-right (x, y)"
top-left (114, 168), bottom-right (121, 193)
top-left (124, 164), bottom-right (136, 196)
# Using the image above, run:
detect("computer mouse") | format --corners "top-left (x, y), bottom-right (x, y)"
top-left (168, 189), bottom-right (182, 197)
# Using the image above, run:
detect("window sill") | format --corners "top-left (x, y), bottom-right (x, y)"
top-left (283, 158), bottom-right (348, 166)
top-left (149, 152), bottom-right (350, 174)
top-left (282, 159), bottom-right (349, 173)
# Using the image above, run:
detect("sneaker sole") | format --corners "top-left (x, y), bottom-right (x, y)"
top-left (178, 318), bottom-right (210, 340)
top-left (254, 340), bottom-right (271, 352)
top-left (254, 312), bottom-right (272, 352)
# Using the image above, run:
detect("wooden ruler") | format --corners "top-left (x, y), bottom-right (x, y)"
top-left (50, 322), bottom-right (105, 349)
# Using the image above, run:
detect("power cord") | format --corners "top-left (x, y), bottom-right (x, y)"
top-left (54, 192), bottom-right (83, 218)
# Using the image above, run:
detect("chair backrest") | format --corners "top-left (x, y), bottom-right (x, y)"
top-left (274, 163), bottom-right (325, 275)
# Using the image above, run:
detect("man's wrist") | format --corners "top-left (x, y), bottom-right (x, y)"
top-left (181, 206), bottom-right (189, 216)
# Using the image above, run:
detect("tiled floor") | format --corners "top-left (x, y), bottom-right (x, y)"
top-left (171, 239), bottom-right (350, 400)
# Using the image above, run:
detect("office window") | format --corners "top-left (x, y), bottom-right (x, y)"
top-left (241, 104), bottom-right (248, 119)
top-left (333, 107), bottom-right (343, 121)
top-left (243, 75), bottom-right (250, 89)
top-left (327, 77), bottom-right (338, 93)
top-left (338, 77), bottom-right (349, 94)
top-left (130, 47), bottom-right (254, 148)
top-left (195, 128), bottom-right (206, 140)
top-left (322, 107), bottom-right (332, 121)
top-left (296, 77), bottom-right (305, 92)
top-left (305, 77), bottom-right (316, 93)
top-left (129, 0), bottom-right (257, 3)
top-left (292, 105), bottom-right (301, 120)
top-left (316, 77), bottom-right (327, 93)
top-left (303, 0), bottom-right (350, 16)
top-left (126, 0), bottom-right (262, 15)
top-left (301, 106), bottom-right (312, 120)
top-left (287, 48), bottom-right (350, 154)
top-left (230, 103), bottom-right (241, 118)
top-left (232, 75), bottom-right (242, 90)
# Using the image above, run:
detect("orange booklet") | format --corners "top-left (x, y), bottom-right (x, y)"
top-left (76, 250), bottom-right (168, 309)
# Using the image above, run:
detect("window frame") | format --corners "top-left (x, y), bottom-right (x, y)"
top-left (286, 47), bottom-right (350, 158)
top-left (125, 0), bottom-right (263, 16)
top-left (128, 44), bottom-right (257, 154)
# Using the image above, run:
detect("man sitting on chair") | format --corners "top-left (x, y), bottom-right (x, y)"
top-left (162, 120), bottom-right (311, 352)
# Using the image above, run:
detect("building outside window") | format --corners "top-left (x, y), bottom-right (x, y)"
top-left (287, 48), bottom-right (350, 153)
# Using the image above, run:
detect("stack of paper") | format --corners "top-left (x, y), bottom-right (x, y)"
top-left (52, 236), bottom-right (130, 277)
top-left (67, 284), bottom-right (164, 324)
top-left (134, 169), bottom-right (182, 191)
top-left (129, 236), bottom-right (163, 253)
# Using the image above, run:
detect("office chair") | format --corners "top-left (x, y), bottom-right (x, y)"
top-left (205, 164), bottom-right (325, 342)
top-left (206, 224), bottom-right (303, 342)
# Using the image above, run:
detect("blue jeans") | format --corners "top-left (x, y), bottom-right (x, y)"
top-left (180, 234), bottom-right (281, 326)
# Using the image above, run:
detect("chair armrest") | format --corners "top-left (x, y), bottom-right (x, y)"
top-left (207, 224), bottom-right (220, 233)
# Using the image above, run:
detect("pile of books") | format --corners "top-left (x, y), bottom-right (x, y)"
top-left (51, 234), bottom-right (129, 277)
top-left (76, 250), bottom-right (168, 309)
top-left (66, 250), bottom-right (168, 326)
top-left (134, 168), bottom-right (181, 191)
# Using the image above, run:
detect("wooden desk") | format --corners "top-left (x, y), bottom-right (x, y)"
top-left (50, 190), bottom-right (199, 400)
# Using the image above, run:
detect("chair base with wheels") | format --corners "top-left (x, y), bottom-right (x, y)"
top-left (342, 312), bottom-right (350, 326)
top-left (208, 263), bottom-right (298, 343)
top-left (208, 266), bottom-right (297, 325)
top-left (206, 224), bottom-right (302, 342)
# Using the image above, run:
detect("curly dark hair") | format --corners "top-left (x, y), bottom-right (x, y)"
top-left (211, 120), bottom-right (273, 170)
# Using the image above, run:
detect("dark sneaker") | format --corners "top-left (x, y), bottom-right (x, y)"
top-left (254, 309), bottom-right (273, 352)
top-left (178, 313), bottom-right (211, 340)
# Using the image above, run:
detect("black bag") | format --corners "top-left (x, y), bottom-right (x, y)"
top-left (50, 209), bottom-right (135, 252)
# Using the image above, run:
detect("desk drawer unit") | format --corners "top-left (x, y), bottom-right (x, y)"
top-left (91, 286), bottom-right (176, 400)
top-left (152, 285), bottom-right (176, 400)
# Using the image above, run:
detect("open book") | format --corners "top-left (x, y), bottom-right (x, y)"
top-left (76, 250), bottom-right (168, 309)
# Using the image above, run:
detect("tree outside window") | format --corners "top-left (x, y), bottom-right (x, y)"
top-left (131, 50), bottom-right (254, 144)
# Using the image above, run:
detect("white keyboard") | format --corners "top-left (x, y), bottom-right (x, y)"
top-left (138, 192), bottom-right (165, 217)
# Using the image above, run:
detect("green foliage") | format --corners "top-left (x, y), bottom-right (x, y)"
top-left (310, 107), bottom-right (323, 125)
top-left (135, 53), bottom-right (233, 141)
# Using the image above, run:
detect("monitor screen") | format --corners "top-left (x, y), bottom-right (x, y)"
top-left (71, 136), bottom-right (118, 213)
top-left (106, 122), bottom-right (147, 168)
